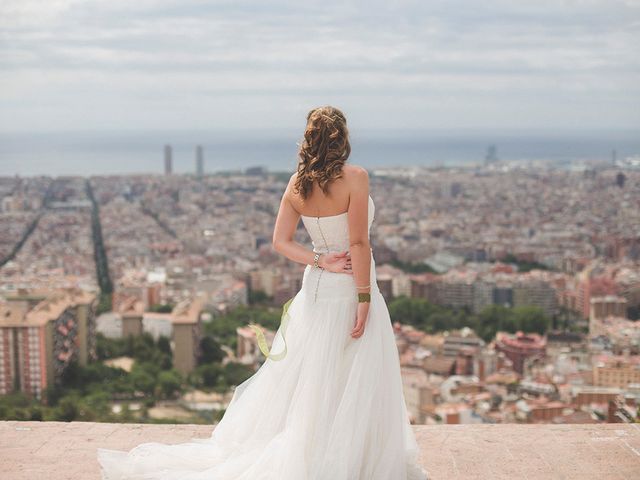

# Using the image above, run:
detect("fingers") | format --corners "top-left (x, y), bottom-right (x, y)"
top-left (339, 258), bottom-right (352, 274)
top-left (325, 254), bottom-right (350, 265)
top-left (351, 320), bottom-right (366, 338)
top-left (322, 252), bottom-right (353, 274)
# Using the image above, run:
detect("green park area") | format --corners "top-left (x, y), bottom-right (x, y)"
top-left (0, 299), bottom-right (557, 423)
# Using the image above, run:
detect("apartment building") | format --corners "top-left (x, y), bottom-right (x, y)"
top-left (0, 289), bottom-right (96, 400)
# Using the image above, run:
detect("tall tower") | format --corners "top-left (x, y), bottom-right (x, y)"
top-left (164, 145), bottom-right (173, 175)
top-left (484, 145), bottom-right (498, 166)
top-left (196, 145), bottom-right (204, 178)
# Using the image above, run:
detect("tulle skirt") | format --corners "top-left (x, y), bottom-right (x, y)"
top-left (97, 255), bottom-right (428, 479)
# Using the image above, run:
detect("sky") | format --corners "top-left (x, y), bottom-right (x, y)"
top-left (1, 0), bottom-right (639, 134)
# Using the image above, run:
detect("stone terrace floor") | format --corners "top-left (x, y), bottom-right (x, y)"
top-left (1, 421), bottom-right (640, 479)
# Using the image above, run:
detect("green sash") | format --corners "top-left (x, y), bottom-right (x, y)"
top-left (247, 296), bottom-right (293, 361)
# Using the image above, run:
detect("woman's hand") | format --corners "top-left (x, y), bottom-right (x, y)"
top-left (351, 302), bottom-right (370, 338)
top-left (319, 251), bottom-right (352, 274)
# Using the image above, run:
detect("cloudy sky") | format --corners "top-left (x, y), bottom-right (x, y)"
top-left (1, 0), bottom-right (639, 133)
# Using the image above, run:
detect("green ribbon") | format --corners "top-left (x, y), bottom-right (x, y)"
top-left (247, 296), bottom-right (293, 361)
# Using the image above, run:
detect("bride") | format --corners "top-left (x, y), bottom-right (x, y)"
top-left (97, 106), bottom-right (428, 479)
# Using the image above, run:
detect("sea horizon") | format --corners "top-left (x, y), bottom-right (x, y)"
top-left (1, 127), bottom-right (638, 177)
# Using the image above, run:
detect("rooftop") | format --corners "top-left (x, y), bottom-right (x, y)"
top-left (0, 289), bottom-right (96, 327)
top-left (2, 421), bottom-right (640, 479)
top-left (171, 296), bottom-right (205, 324)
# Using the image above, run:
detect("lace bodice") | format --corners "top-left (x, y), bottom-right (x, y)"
top-left (300, 195), bottom-right (375, 254)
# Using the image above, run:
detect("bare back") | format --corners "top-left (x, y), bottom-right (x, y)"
top-left (286, 164), bottom-right (363, 218)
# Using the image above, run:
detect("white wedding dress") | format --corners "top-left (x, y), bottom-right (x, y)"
top-left (97, 194), bottom-right (428, 480)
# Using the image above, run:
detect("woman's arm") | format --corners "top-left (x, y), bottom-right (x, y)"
top-left (272, 174), bottom-right (350, 272)
top-left (346, 167), bottom-right (371, 338)
top-left (346, 167), bottom-right (371, 291)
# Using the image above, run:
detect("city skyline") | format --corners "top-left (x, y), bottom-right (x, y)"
top-left (2, 166), bottom-right (639, 422)
top-left (2, 127), bottom-right (639, 177)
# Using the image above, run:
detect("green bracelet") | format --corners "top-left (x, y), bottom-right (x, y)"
top-left (357, 292), bottom-right (371, 303)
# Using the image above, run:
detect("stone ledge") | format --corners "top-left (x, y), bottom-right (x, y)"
top-left (1, 421), bottom-right (640, 479)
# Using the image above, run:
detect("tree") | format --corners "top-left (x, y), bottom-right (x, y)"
top-left (388, 258), bottom-right (438, 274)
top-left (475, 305), bottom-right (514, 341)
top-left (427, 312), bottom-right (457, 333)
top-left (222, 362), bottom-right (253, 387)
top-left (512, 306), bottom-right (549, 335)
top-left (248, 290), bottom-right (271, 305)
top-left (55, 396), bottom-right (79, 422)
top-left (204, 306), bottom-right (281, 350)
top-left (29, 406), bottom-right (43, 421)
top-left (149, 304), bottom-right (174, 313)
top-left (193, 364), bottom-right (223, 388)
top-left (131, 333), bottom-right (158, 363)
top-left (130, 368), bottom-right (155, 396)
top-left (199, 335), bottom-right (226, 364)
top-left (157, 336), bottom-right (172, 356)
top-left (503, 254), bottom-right (551, 272)
top-left (83, 390), bottom-right (111, 418)
top-left (388, 296), bottom-right (430, 329)
top-left (158, 370), bottom-right (183, 399)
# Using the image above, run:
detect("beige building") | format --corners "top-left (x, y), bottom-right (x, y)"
top-left (593, 354), bottom-right (640, 388)
top-left (401, 366), bottom-right (437, 424)
top-left (442, 327), bottom-right (485, 357)
top-left (236, 324), bottom-right (276, 368)
top-left (513, 279), bottom-right (557, 318)
top-left (593, 355), bottom-right (640, 388)
top-left (249, 269), bottom-right (282, 297)
top-left (437, 275), bottom-right (475, 310)
top-left (105, 294), bottom-right (205, 376)
top-left (0, 289), bottom-right (97, 400)
top-left (171, 297), bottom-right (204, 376)
top-left (117, 296), bottom-right (146, 337)
top-left (589, 295), bottom-right (628, 336)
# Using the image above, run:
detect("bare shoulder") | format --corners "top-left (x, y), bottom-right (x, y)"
top-left (342, 164), bottom-right (368, 177)
top-left (284, 171), bottom-right (298, 193)
top-left (341, 164), bottom-right (369, 188)
top-left (283, 171), bottom-right (304, 212)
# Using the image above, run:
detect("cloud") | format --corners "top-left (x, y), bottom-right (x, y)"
top-left (0, 0), bottom-right (639, 131)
